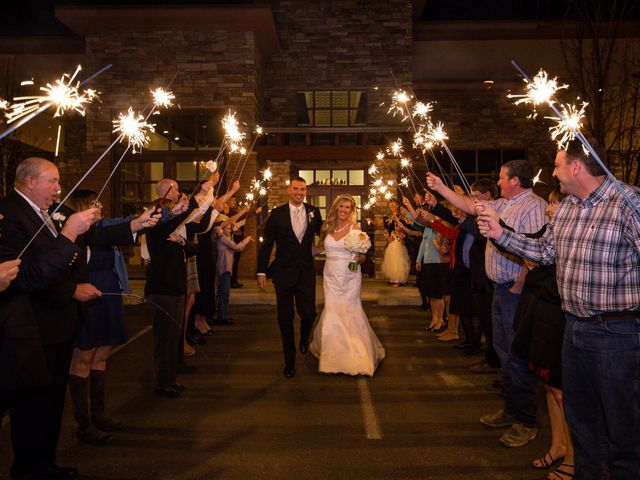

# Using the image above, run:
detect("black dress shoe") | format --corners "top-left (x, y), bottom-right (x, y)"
top-left (75, 425), bottom-right (112, 445)
top-left (47, 465), bottom-right (78, 480)
top-left (170, 383), bottom-right (187, 392)
top-left (155, 387), bottom-right (180, 398)
top-left (283, 366), bottom-right (295, 378)
top-left (299, 341), bottom-right (308, 354)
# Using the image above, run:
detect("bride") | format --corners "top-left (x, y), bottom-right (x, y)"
top-left (309, 194), bottom-right (385, 376)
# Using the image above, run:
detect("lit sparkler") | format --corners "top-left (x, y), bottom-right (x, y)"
top-left (263, 167), bottom-right (272, 181)
top-left (245, 192), bottom-right (255, 202)
top-left (400, 158), bottom-right (411, 169)
top-left (112, 107), bottom-right (155, 153)
top-left (546, 102), bottom-right (588, 150)
top-left (5, 65), bottom-right (92, 124)
top-left (388, 139), bottom-right (403, 157)
top-left (151, 87), bottom-right (175, 109)
top-left (427, 122), bottom-right (448, 144)
top-left (532, 169), bottom-right (545, 186)
top-left (368, 164), bottom-right (378, 176)
top-left (0, 98), bottom-right (9, 111)
top-left (388, 90), bottom-right (412, 118)
top-left (412, 101), bottom-right (433, 121)
top-left (508, 69), bottom-right (568, 117)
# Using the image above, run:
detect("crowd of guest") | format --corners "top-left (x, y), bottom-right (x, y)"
top-left (1, 136), bottom-right (639, 480)
top-left (0, 156), bottom-right (257, 479)
top-left (388, 138), bottom-right (639, 479)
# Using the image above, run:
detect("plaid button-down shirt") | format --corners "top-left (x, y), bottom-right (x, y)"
top-left (485, 189), bottom-right (548, 284)
top-left (497, 177), bottom-right (640, 317)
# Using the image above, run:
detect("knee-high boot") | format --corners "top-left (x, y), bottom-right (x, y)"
top-left (90, 370), bottom-right (123, 432)
top-left (68, 374), bottom-right (112, 445)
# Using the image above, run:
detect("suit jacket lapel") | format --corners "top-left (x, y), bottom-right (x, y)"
top-left (12, 191), bottom-right (56, 241)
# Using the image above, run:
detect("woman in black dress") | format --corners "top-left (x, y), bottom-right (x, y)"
top-left (511, 190), bottom-right (574, 480)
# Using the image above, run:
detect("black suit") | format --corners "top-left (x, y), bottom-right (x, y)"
top-left (257, 203), bottom-right (322, 369)
top-left (0, 190), bottom-right (135, 476)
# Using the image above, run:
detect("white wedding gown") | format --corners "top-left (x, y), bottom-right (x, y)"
top-left (309, 230), bottom-right (385, 376)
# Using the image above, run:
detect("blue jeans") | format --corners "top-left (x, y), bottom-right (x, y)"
top-left (492, 283), bottom-right (538, 426)
top-left (563, 314), bottom-right (640, 479)
top-left (216, 272), bottom-right (231, 322)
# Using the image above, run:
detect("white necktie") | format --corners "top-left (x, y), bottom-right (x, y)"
top-left (294, 207), bottom-right (305, 243)
top-left (40, 209), bottom-right (58, 237)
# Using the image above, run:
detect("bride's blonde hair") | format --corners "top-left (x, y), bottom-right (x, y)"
top-left (318, 194), bottom-right (357, 246)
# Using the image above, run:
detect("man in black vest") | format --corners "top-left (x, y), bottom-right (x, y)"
top-left (257, 177), bottom-right (323, 378)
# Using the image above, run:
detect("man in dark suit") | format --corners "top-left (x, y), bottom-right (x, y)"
top-left (257, 176), bottom-right (323, 378)
top-left (0, 212), bottom-right (93, 480)
top-left (0, 157), bottom-right (158, 480)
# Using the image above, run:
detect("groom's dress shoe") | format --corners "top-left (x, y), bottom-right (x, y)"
top-left (299, 341), bottom-right (308, 354)
top-left (47, 465), bottom-right (78, 480)
top-left (283, 366), bottom-right (295, 378)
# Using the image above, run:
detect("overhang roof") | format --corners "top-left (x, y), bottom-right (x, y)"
top-left (55, 5), bottom-right (280, 58)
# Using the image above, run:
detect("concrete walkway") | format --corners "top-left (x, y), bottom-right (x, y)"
top-left (129, 277), bottom-right (423, 306)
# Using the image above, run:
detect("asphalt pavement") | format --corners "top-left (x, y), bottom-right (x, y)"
top-left (1, 301), bottom-right (551, 480)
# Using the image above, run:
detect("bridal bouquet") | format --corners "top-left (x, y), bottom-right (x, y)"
top-left (343, 229), bottom-right (371, 272)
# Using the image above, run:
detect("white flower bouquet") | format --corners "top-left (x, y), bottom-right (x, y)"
top-left (343, 229), bottom-right (371, 272)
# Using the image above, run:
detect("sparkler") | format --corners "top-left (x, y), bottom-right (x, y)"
top-left (507, 69), bottom-right (568, 118)
top-left (0, 63), bottom-right (111, 141)
top-left (546, 102), bottom-right (588, 151)
top-left (532, 169), bottom-right (545, 186)
top-left (112, 107), bottom-right (155, 153)
top-left (510, 60), bottom-right (640, 219)
top-left (151, 87), bottom-right (175, 109)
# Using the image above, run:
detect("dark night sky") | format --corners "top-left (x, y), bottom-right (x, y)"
top-left (3, 0), bottom-right (640, 36)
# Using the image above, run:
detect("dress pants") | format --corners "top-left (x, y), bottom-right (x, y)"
top-left (149, 294), bottom-right (185, 390)
top-left (274, 272), bottom-right (316, 369)
top-left (6, 384), bottom-right (50, 479)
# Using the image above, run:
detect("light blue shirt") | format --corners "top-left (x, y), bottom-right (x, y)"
top-left (417, 226), bottom-right (440, 265)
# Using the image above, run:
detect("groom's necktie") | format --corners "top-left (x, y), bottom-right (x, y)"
top-left (293, 207), bottom-right (305, 243)
top-left (39, 209), bottom-right (58, 237)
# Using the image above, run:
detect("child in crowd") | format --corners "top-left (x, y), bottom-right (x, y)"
top-left (215, 221), bottom-right (253, 323)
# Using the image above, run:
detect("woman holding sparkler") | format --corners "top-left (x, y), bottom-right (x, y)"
top-left (66, 190), bottom-right (132, 445)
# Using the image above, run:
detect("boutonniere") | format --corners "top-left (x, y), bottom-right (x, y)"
top-left (51, 212), bottom-right (66, 228)
top-left (307, 209), bottom-right (315, 224)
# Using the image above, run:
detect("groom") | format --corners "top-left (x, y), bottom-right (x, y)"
top-left (257, 176), bottom-right (323, 378)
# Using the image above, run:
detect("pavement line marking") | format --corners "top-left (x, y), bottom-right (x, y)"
top-left (1, 325), bottom-right (152, 430)
top-left (437, 371), bottom-right (475, 388)
top-left (357, 378), bottom-right (383, 440)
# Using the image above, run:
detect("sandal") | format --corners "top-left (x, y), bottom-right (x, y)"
top-left (532, 450), bottom-right (565, 470)
top-left (545, 463), bottom-right (574, 480)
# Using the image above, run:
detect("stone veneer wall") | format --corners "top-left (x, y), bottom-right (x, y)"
top-left (263, 0), bottom-right (413, 127)
top-left (417, 88), bottom-right (558, 194)
top-left (63, 30), bottom-right (262, 214)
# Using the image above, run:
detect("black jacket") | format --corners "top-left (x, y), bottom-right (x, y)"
top-left (257, 203), bottom-right (322, 286)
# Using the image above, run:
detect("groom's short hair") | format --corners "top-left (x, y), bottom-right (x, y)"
top-left (290, 176), bottom-right (306, 184)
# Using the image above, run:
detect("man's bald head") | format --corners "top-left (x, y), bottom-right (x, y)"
top-left (14, 157), bottom-right (55, 187)
top-left (156, 178), bottom-right (179, 203)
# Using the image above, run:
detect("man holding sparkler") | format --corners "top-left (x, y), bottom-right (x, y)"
top-left (478, 139), bottom-right (640, 479)
top-left (0, 156), bottom-right (159, 480)
top-left (427, 160), bottom-right (547, 449)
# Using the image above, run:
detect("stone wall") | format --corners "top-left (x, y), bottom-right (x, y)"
top-left (263, 0), bottom-right (413, 127)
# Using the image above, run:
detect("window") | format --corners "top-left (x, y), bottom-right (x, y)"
top-left (296, 90), bottom-right (367, 126)
top-left (297, 168), bottom-right (366, 186)
top-left (414, 149), bottom-right (526, 187)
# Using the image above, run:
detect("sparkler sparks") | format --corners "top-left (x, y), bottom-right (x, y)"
top-left (112, 107), bottom-right (155, 153)
top-left (388, 139), bottom-right (403, 157)
top-left (412, 101), bottom-right (433, 121)
top-left (262, 167), bottom-right (272, 181)
top-left (222, 112), bottom-right (245, 144)
top-left (532, 169), bottom-right (545, 186)
top-left (151, 87), bottom-right (175, 109)
top-left (6, 65), bottom-right (94, 124)
top-left (508, 69), bottom-right (568, 116)
top-left (400, 158), bottom-right (411, 169)
top-left (546, 102), bottom-right (588, 150)
top-left (368, 164), bottom-right (378, 176)
top-left (388, 90), bottom-right (412, 118)
top-left (0, 98), bottom-right (9, 111)
top-left (427, 122), bottom-right (448, 144)
top-left (245, 192), bottom-right (255, 202)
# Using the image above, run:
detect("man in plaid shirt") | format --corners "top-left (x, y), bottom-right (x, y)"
top-left (479, 139), bottom-right (640, 480)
